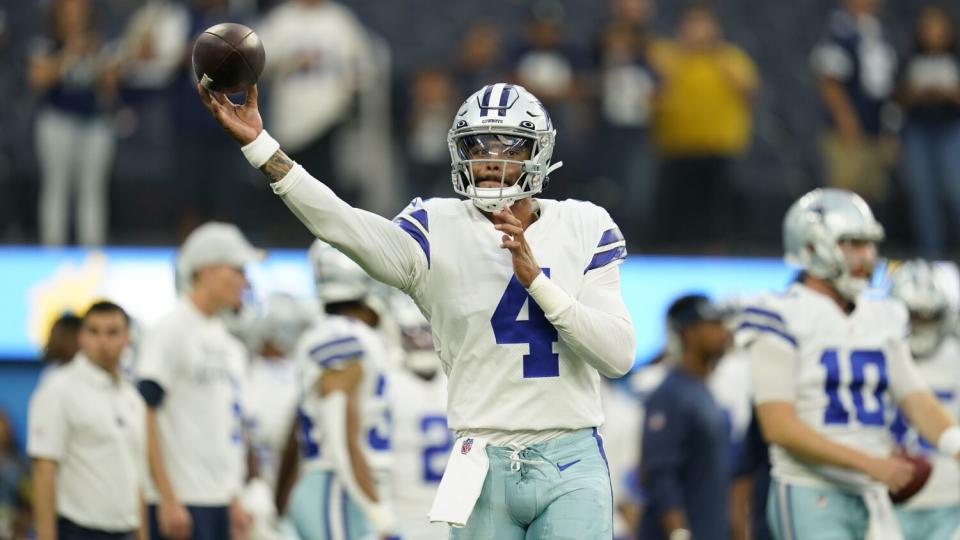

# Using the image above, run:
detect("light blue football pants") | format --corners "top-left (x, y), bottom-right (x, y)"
top-left (289, 470), bottom-right (374, 540)
top-left (767, 479), bottom-right (898, 540)
top-left (450, 427), bottom-right (613, 540)
top-left (895, 506), bottom-right (960, 540)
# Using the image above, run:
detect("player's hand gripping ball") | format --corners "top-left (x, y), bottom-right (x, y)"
top-left (192, 23), bottom-right (265, 94)
top-left (889, 450), bottom-right (932, 504)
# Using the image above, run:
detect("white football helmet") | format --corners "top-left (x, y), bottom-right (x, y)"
top-left (308, 240), bottom-right (373, 305)
top-left (448, 83), bottom-right (563, 212)
top-left (783, 188), bottom-right (885, 300)
top-left (389, 293), bottom-right (439, 376)
top-left (890, 260), bottom-right (950, 358)
top-left (248, 292), bottom-right (312, 357)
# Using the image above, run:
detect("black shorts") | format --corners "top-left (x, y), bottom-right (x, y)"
top-left (57, 517), bottom-right (134, 540)
top-left (147, 504), bottom-right (228, 540)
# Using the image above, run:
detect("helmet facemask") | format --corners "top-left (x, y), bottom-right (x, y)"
top-left (449, 128), bottom-right (561, 212)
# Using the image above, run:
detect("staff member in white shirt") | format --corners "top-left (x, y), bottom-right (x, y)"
top-left (29, 301), bottom-right (147, 540)
top-left (136, 223), bottom-right (261, 540)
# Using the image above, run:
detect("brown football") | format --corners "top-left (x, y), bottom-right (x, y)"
top-left (889, 451), bottom-right (932, 504)
top-left (192, 23), bottom-right (265, 94)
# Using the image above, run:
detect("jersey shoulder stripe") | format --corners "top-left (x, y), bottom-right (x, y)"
top-left (736, 321), bottom-right (797, 348)
top-left (307, 336), bottom-right (364, 367)
top-left (597, 226), bottom-right (624, 248)
top-left (585, 245), bottom-right (627, 273)
top-left (393, 198), bottom-right (431, 268)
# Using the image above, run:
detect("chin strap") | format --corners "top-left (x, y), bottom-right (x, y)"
top-left (546, 161), bottom-right (563, 175)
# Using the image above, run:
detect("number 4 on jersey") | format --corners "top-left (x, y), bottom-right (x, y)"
top-left (491, 268), bottom-right (560, 378)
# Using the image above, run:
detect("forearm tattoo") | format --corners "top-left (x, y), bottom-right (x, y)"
top-left (259, 149), bottom-right (294, 183)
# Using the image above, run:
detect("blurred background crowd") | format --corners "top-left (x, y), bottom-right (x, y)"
top-left (1, 0), bottom-right (959, 257)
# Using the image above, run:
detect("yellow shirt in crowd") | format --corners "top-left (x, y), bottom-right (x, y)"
top-left (651, 41), bottom-right (758, 156)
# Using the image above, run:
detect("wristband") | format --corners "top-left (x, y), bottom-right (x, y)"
top-left (365, 503), bottom-right (397, 535)
top-left (938, 426), bottom-right (960, 458)
top-left (526, 272), bottom-right (574, 318)
top-left (241, 129), bottom-right (280, 169)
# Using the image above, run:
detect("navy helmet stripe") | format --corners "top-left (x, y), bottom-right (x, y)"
top-left (479, 85), bottom-right (494, 117)
top-left (498, 84), bottom-right (513, 117)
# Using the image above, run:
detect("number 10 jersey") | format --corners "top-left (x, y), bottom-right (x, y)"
top-left (738, 283), bottom-right (927, 491)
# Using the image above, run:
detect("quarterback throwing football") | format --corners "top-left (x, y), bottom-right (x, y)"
top-left (199, 82), bottom-right (636, 539)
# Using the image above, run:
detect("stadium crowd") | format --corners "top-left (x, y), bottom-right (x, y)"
top-left (0, 0), bottom-right (957, 256)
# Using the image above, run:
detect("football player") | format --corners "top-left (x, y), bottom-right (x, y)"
top-left (198, 82), bottom-right (636, 537)
top-left (738, 188), bottom-right (960, 540)
top-left (279, 242), bottom-right (395, 539)
top-left (388, 293), bottom-right (452, 540)
top-left (889, 260), bottom-right (960, 540)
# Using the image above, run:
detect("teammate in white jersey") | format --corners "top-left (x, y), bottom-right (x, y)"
top-left (738, 188), bottom-right (960, 540)
top-left (388, 293), bottom-right (452, 540)
top-left (888, 260), bottom-right (960, 540)
top-left (198, 81), bottom-right (635, 537)
top-left (281, 242), bottom-right (396, 539)
top-left (240, 292), bottom-right (311, 540)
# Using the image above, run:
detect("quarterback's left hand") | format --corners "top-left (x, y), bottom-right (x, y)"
top-left (493, 207), bottom-right (541, 288)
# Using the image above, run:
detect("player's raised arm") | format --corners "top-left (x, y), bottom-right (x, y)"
top-left (197, 84), bottom-right (426, 293)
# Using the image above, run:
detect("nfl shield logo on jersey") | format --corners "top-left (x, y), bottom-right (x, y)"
top-left (462, 438), bottom-right (474, 455)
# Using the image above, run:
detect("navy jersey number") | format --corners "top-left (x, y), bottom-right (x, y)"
top-left (367, 374), bottom-right (392, 451)
top-left (820, 349), bottom-right (888, 426)
top-left (297, 407), bottom-right (320, 459)
top-left (491, 268), bottom-right (560, 378)
top-left (420, 415), bottom-right (453, 482)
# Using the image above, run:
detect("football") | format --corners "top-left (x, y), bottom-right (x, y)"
top-left (889, 451), bottom-right (932, 504)
top-left (192, 23), bottom-right (265, 94)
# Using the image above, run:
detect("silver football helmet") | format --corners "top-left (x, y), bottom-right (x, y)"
top-left (389, 293), bottom-right (439, 376)
top-left (890, 260), bottom-right (950, 358)
top-left (248, 292), bottom-right (312, 357)
top-left (448, 83), bottom-right (563, 212)
top-left (783, 188), bottom-right (885, 300)
top-left (308, 240), bottom-right (373, 305)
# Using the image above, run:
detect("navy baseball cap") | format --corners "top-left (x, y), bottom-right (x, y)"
top-left (666, 294), bottom-right (728, 332)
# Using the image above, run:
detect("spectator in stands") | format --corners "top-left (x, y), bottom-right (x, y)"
top-left (406, 67), bottom-right (459, 198)
top-left (136, 223), bottom-right (259, 540)
top-left (41, 313), bottom-right (81, 367)
top-left (592, 0), bottom-right (658, 244)
top-left (509, 0), bottom-right (588, 198)
top-left (28, 301), bottom-right (146, 540)
top-left (257, 0), bottom-right (373, 204)
top-left (27, 0), bottom-right (121, 246)
top-left (650, 3), bottom-right (758, 249)
top-left (638, 294), bottom-right (732, 540)
top-left (0, 410), bottom-right (30, 540)
top-left (453, 21), bottom-right (507, 96)
top-left (811, 0), bottom-right (898, 203)
top-left (897, 5), bottom-right (960, 258)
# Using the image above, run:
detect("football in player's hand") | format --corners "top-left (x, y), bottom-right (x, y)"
top-left (192, 23), bottom-right (265, 94)
top-left (889, 451), bottom-right (932, 504)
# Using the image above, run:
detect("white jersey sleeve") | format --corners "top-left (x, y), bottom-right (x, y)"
top-left (271, 165), bottom-right (428, 296)
top-left (738, 294), bottom-right (801, 404)
top-left (530, 209), bottom-right (635, 378)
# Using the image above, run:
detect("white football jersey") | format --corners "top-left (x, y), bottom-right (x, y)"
top-left (388, 368), bottom-right (451, 540)
top-left (295, 315), bottom-right (393, 473)
top-left (739, 283), bottom-right (925, 491)
top-left (244, 356), bottom-right (299, 490)
top-left (708, 351), bottom-right (753, 452)
top-left (892, 335), bottom-right (960, 510)
top-left (394, 197), bottom-right (627, 434)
